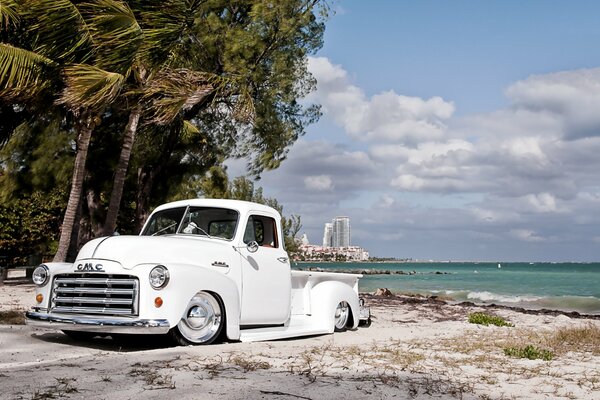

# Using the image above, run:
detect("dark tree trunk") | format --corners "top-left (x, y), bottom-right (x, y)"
top-left (102, 105), bottom-right (142, 236)
top-left (76, 188), bottom-right (104, 249)
top-left (53, 113), bottom-right (95, 262)
top-left (134, 166), bottom-right (157, 233)
top-left (66, 193), bottom-right (83, 262)
top-left (133, 123), bottom-right (181, 233)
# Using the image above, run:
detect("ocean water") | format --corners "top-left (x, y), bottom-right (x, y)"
top-left (293, 262), bottom-right (600, 315)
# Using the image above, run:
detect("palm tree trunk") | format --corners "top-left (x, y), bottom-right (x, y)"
top-left (53, 114), bottom-right (95, 262)
top-left (102, 105), bottom-right (142, 236)
top-left (134, 166), bottom-right (157, 233)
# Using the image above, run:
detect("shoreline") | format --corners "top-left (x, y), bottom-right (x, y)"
top-left (363, 292), bottom-right (600, 320)
top-left (294, 265), bottom-right (600, 316)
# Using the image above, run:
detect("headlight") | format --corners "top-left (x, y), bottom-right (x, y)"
top-left (32, 265), bottom-right (49, 286)
top-left (149, 265), bottom-right (169, 289)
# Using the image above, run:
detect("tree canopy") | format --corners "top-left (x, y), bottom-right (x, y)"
top-left (0, 0), bottom-right (327, 262)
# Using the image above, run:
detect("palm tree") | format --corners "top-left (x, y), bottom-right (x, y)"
top-left (0, 0), bottom-right (141, 261)
top-left (100, 1), bottom-right (254, 236)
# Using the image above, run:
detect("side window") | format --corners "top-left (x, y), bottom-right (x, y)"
top-left (243, 215), bottom-right (279, 248)
top-left (243, 216), bottom-right (256, 243)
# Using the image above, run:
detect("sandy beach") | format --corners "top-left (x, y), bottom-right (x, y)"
top-left (1, 284), bottom-right (599, 399)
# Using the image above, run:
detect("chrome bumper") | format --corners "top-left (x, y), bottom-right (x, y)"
top-left (358, 298), bottom-right (371, 327)
top-left (26, 310), bottom-right (170, 334)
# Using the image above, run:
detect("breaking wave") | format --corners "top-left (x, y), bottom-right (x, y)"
top-left (466, 291), bottom-right (541, 303)
top-left (446, 290), bottom-right (600, 314)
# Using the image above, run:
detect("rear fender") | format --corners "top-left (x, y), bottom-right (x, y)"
top-left (309, 280), bottom-right (359, 332)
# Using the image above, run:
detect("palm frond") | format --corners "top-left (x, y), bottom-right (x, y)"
top-left (143, 68), bottom-right (257, 125)
top-left (143, 68), bottom-right (217, 124)
top-left (132, 0), bottom-right (205, 67)
top-left (79, 0), bottom-right (143, 74)
top-left (0, 0), bottom-right (20, 30)
top-left (26, 0), bottom-right (93, 63)
top-left (0, 43), bottom-right (57, 99)
top-left (232, 86), bottom-right (256, 124)
top-left (181, 119), bottom-right (201, 143)
top-left (58, 63), bottom-right (124, 112)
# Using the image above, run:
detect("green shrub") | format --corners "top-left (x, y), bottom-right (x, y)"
top-left (504, 345), bottom-right (554, 361)
top-left (468, 312), bottom-right (513, 327)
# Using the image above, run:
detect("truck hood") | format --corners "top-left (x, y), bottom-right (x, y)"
top-left (76, 235), bottom-right (236, 269)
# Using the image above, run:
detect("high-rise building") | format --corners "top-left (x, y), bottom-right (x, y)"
top-left (322, 223), bottom-right (333, 247)
top-left (331, 216), bottom-right (350, 247)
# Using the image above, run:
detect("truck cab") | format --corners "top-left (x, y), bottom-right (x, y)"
top-left (26, 199), bottom-right (369, 345)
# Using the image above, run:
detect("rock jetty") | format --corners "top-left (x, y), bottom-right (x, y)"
top-left (296, 267), bottom-right (452, 275)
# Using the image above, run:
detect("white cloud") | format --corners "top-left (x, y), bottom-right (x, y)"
top-left (304, 175), bottom-right (333, 191)
top-left (380, 194), bottom-right (395, 208)
top-left (373, 68), bottom-right (600, 202)
top-left (308, 56), bottom-right (455, 145)
top-left (510, 229), bottom-right (545, 243)
top-left (524, 193), bottom-right (558, 213)
top-left (506, 68), bottom-right (600, 139)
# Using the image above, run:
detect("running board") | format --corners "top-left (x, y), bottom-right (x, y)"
top-left (239, 315), bottom-right (331, 342)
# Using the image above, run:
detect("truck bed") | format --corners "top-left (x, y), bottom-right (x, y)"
top-left (239, 270), bottom-right (362, 342)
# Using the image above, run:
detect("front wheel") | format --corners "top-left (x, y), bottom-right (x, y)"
top-left (334, 301), bottom-right (350, 332)
top-left (169, 292), bottom-right (224, 345)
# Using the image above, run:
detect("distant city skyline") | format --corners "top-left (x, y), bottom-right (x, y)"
top-left (332, 216), bottom-right (350, 248)
top-left (322, 223), bottom-right (332, 247)
top-left (322, 217), bottom-right (351, 248)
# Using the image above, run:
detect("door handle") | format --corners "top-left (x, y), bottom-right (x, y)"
top-left (277, 257), bottom-right (288, 263)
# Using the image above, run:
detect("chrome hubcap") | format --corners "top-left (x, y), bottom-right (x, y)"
top-left (178, 292), bottom-right (222, 343)
top-left (334, 301), bottom-right (349, 330)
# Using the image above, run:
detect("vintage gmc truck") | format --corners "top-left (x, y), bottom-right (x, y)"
top-left (26, 199), bottom-right (370, 345)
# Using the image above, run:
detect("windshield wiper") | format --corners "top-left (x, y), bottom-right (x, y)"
top-left (151, 222), bottom-right (178, 236)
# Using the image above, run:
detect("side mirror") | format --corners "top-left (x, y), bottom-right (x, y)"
top-left (247, 241), bottom-right (259, 253)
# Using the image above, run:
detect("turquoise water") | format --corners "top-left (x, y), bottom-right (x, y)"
top-left (293, 262), bottom-right (600, 314)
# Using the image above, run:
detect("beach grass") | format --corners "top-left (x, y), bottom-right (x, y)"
top-left (468, 312), bottom-right (513, 327)
top-left (545, 323), bottom-right (600, 355)
top-left (504, 345), bottom-right (554, 361)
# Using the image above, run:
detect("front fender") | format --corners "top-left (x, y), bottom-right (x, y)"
top-left (137, 263), bottom-right (241, 341)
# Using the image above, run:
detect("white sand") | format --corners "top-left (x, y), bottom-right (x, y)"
top-left (1, 285), bottom-right (598, 399)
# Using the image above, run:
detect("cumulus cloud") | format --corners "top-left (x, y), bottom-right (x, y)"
top-left (308, 57), bottom-right (455, 145)
top-left (384, 69), bottom-right (600, 200)
top-left (510, 229), bottom-right (546, 243)
top-left (506, 68), bottom-right (600, 139)
top-left (304, 175), bottom-right (333, 191)
top-left (258, 139), bottom-right (381, 207)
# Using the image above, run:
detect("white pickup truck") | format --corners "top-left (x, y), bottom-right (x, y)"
top-left (26, 199), bottom-right (370, 345)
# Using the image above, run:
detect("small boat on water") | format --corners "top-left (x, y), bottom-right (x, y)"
top-left (497, 263), bottom-right (502, 269)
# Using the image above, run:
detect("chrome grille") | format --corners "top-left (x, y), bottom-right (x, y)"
top-left (51, 274), bottom-right (139, 316)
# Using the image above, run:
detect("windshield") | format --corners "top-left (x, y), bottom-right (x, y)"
top-left (141, 206), bottom-right (239, 240)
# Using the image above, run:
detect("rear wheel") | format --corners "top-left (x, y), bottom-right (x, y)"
top-left (169, 292), bottom-right (224, 345)
top-left (334, 301), bottom-right (350, 332)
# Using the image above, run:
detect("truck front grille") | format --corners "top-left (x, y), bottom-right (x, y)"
top-left (51, 274), bottom-right (139, 316)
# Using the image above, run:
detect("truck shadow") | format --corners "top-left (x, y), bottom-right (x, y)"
top-left (31, 332), bottom-right (177, 352)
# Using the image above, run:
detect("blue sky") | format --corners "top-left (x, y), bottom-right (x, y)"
top-left (319, 1), bottom-right (600, 114)
top-left (231, 1), bottom-right (600, 262)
